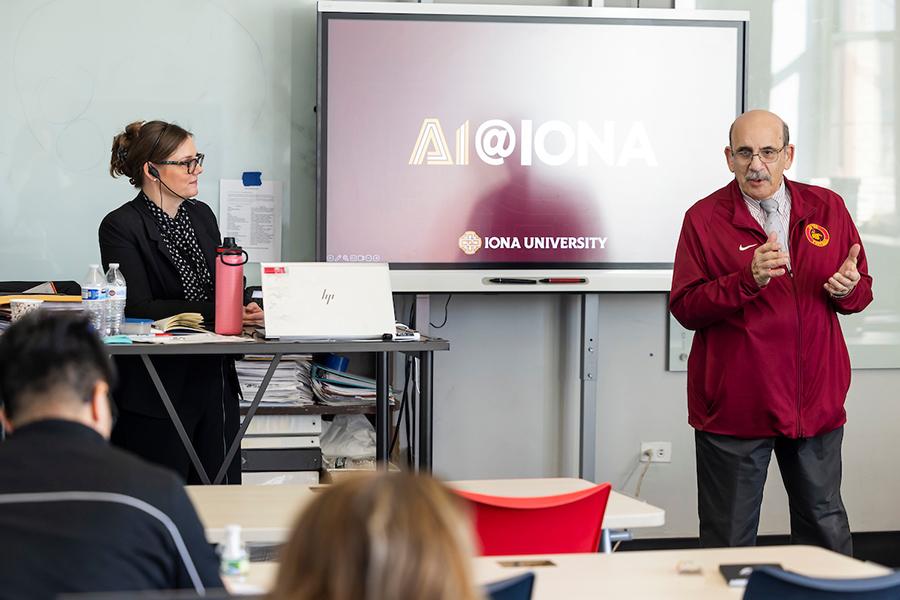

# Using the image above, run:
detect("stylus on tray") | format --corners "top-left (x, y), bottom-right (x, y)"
top-left (488, 278), bottom-right (537, 284)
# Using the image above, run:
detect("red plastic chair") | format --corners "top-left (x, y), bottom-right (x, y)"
top-left (454, 482), bottom-right (612, 556)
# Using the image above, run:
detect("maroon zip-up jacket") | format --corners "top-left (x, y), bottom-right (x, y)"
top-left (670, 178), bottom-right (873, 439)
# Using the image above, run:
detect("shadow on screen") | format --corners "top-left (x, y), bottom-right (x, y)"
top-left (464, 155), bottom-right (603, 264)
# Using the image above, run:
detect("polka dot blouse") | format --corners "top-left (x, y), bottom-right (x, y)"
top-left (142, 193), bottom-right (213, 302)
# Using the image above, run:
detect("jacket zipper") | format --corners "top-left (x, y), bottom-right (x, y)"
top-left (790, 273), bottom-right (803, 437)
top-left (788, 220), bottom-right (803, 438)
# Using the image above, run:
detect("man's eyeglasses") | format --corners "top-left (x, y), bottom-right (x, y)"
top-left (155, 153), bottom-right (205, 174)
top-left (731, 146), bottom-right (785, 165)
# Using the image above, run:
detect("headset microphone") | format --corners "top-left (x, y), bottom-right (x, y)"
top-left (155, 171), bottom-right (197, 205)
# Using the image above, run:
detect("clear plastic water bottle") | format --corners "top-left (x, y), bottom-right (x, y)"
top-left (105, 263), bottom-right (127, 336)
top-left (219, 524), bottom-right (249, 577)
top-left (81, 264), bottom-right (108, 336)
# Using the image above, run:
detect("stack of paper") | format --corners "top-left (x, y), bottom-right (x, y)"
top-left (236, 355), bottom-right (314, 407)
top-left (311, 364), bottom-right (395, 407)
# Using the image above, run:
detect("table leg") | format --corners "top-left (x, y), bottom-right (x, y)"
top-left (606, 530), bottom-right (633, 552)
top-left (214, 354), bottom-right (282, 484)
top-left (140, 354), bottom-right (209, 485)
top-left (375, 351), bottom-right (389, 468)
top-left (418, 351), bottom-right (433, 472)
top-left (601, 529), bottom-right (612, 553)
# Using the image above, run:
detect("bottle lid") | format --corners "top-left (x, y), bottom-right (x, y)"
top-left (109, 263), bottom-right (119, 268)
top-left (218, 237), bottom-right (245, 257)
top-left (223, 524), bottom-right (243, 558)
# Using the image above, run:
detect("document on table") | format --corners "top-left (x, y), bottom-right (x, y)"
top-left (219, 179), bottom-right (283, 263)
top-left (129, 332), bottom-right (248, 344)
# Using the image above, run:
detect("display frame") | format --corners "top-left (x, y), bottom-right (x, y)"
top-left (316, 1), bottom-right (749, 292)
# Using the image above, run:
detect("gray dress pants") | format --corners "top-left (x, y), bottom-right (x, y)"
top-left (694, 426), bottom-right (852, 556)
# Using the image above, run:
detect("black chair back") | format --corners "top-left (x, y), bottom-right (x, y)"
top-left (484, 572), bottom-right (535, 600)
top-left (58, 590), bottom-right (258, 599)
top-left (744, 565), bottom-right (900, 599)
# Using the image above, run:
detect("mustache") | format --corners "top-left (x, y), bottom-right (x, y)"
top-left (745, 170), bottom-right (771, 182)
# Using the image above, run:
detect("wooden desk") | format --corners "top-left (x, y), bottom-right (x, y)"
top-left (187, 484), bottom-right (318, 544)
top-left (228, 546), bottom-right (890, 598)
top-left (188, 478), bottom-right (665, 548)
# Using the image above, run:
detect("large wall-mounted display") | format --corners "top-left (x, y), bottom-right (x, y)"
top-left (318, 2), bottom-right (748, 291)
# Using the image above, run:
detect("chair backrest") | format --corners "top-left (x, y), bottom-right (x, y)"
top-left (744, 565), bottom-right (900, 600)
top-left (483, 572), bottom-right (535, 600)
top-left (455, 482), bottom-right (612, 555)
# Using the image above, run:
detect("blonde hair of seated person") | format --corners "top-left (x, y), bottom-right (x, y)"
top-left (269, 472), bottom-right (483, 600)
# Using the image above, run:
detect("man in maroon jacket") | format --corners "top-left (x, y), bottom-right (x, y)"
top-left (670, 110), bottom-right (873, 555)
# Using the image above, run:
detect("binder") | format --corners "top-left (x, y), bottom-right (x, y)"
top-left (240, 447), bottom-right (322, 472)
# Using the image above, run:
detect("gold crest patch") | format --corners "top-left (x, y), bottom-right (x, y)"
top-left (805, 223), bottom-right (830, 247)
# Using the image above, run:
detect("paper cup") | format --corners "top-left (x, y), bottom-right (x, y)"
top-left (10, 299), bottom-right (44, 322)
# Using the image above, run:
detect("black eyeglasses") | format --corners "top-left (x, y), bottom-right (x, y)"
top-left (155, 153), bottom-right (205, 174)
top-left (731, 146), bottom-right (786, 164)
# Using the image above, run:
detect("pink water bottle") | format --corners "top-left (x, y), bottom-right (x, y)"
top-left (215, 237), bottom-right (248, 335)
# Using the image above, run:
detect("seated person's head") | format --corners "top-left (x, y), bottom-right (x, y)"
top-left (271, 471), bottom-right (482, 600)
top-left (0, 312), bottom-right (116, 437)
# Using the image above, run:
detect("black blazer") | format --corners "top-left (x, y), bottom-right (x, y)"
top-left (98, 194), bottom-right (237, 418)
top-left (0, 420), bottom-right (222, 599)
top-left (99, 193), bottom-right (220, 324)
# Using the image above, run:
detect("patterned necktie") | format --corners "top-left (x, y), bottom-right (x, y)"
top-left (760, 198), bottom-right (790, 270)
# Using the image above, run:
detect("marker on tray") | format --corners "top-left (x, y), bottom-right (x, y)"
top-left (488, 278), bottom-right (537, 284)
top-left (539, 278), bottom-right (587, 284)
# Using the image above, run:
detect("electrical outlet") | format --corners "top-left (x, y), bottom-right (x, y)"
top-left (640, 441), bottom-right (672, 463)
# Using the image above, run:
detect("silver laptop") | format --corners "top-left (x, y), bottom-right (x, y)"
top-left (260, 262), bottom-right (396, 340)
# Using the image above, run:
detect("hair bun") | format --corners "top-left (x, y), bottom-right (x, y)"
top-left (124, 120), bottom-right (145, 139)
top-left (109, 120), bottom-right (146, 181)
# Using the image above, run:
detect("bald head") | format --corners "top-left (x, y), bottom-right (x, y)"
top-left (729, 110), bottom-right (789, 148)
top-left (725, 110), bottom-right (795, 201)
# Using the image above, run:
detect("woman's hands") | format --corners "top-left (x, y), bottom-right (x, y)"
top-left (242, 301), bottom-right (265, 326)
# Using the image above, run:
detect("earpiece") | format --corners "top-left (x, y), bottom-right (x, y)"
top-left (145, 122), bottom-right (168, 181)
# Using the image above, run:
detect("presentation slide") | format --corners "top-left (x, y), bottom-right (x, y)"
top-left (323, 15), bottom-right (740, 267)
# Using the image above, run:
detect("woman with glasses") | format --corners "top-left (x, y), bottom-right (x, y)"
top-left (100, 120), bottom-right (263, 484)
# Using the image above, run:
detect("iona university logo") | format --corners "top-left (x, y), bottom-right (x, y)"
top-left (458, 230), bottom-right (482, 255)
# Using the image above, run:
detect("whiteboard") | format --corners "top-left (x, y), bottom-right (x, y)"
top-left (0, 0), bottom-right (316, 284)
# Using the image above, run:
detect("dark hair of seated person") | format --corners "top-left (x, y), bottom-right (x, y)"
top-left (109, 119), bottom-right (192, 188)
top-left (0, 312), bottom-right (116, 424)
